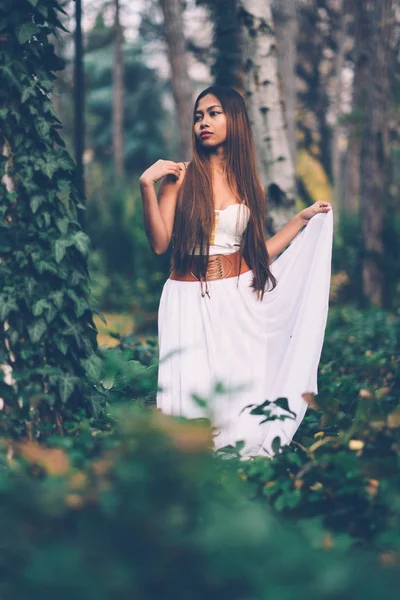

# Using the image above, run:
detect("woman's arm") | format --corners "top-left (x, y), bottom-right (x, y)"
top-left (266, 214), bottom-right (304, 260)
top-left (266, 201), bottom-right (332, 260)
top-left (139, 159), bottom-right (186, 255)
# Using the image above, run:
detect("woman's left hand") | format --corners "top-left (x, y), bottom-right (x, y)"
top-left (297, 201), bottom-right (332, 226)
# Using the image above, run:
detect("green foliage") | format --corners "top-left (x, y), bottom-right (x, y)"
top-left (237, 307), bottom-right (400, 549)
top-left (86, 333), bottom-right (159, 411)
top-left (0, 0), bottom-right (98, 420)
top-left (1, 404), bottom-right (400, 598)
top-left (316, 307), bottom-right (400, 427)
top-left (86, 179), bottom-right (170, 316)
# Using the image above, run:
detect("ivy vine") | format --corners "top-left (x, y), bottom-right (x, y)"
top-left (0, 0), bottom-right (100, 427)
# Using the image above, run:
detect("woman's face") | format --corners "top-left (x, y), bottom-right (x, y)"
top-left (193, 94), bottom-right (227, 148)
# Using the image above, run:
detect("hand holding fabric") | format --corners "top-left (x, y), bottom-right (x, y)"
top-left (298, 201), bottom-right (332, 226)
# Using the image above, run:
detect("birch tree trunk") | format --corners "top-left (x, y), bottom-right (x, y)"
top-left (272, 0), bottom-right (297, 165)
top-left (159, 0), bottom-right (193, 160)
top-left (113, 0), bottom-right (124, 177)
top-left (238, 0), bottom-right (296, 234)
top-left (359, 0), bottom-right (395, 307)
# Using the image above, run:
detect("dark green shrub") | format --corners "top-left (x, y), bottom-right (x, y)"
top-left (1, 405), bottom-right (400, 599)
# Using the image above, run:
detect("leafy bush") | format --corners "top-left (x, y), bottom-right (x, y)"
top-left (1, 405), bottom-right (400, 599)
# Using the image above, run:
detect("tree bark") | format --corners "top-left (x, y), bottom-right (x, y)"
top-left (330, 0), bottom-right (351, 211)
top-left (272, 0), bottom-right (297, 165)
top-left (343, 0), bottom-right (370, 214)
top-left (211, 0), bottom-right (243, 91)
top-left (238, 0), bottom-right (296, 234)
top-left (159, 0), bottom-right (193, 160)
top-left (113, 0), bottom-right (125, 177)
top-left (359, 0), bottom-right (395, 307)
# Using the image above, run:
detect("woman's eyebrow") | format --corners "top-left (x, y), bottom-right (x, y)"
top-left (194, 104), bottom-right (222, 114)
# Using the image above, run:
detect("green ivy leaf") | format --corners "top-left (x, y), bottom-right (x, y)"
top-left (63, 321), bottom-right (82, 345)
top-left (35, 157), bottom-right (58, 179)
top-left (272, 436), bottom-right (282, 455)
top-left (55, 218), bottom-right (69, 235)
top-left (35, 118), bottom-right (50, 138)
top-left (35, 260), bottom-right (58, 276)
top-left (24, 278), bottom-right (36, 297)
top-left (42, 211), bottom-right (51, 227)
top-left (82, 353), bottom-right (102, 381)
top-left (28, 318), bottom-right (47, 343)
top-left (54, 240), bottom-right (66, 263)
top-left (30, 195), bottom-right (44, 214)
top-left (73, 231), bottom-right (90, 255)
top-left (67, 289), bottom-right (89, 318)
top-left (0, 295), bottom-right (18, 321)
top-left (21, 85), bottom-right (35, 104)
top-left (32, 298), bottom-right (50, 317)
top-left (58, 373), bottom-right (79, 403)
top-left (50, 291), bottom-right (64, 310)
top-left (54, 336), bottom-right (68, 355)
top-left (37, 5), bottom-right (48, 18)
top-left (54, 238), bottom-right (73, 263)
top-left (57, 152), bottom-right (75, 171)
top-left (16, 22), bottom-right (40, 44)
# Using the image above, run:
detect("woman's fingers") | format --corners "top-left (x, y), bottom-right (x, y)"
top-left (165, 167), bottom-right (181, 179)
top-left (164, 161), bottom-right (183, 178)
top-left (316, 201), bottom-right (331, 212)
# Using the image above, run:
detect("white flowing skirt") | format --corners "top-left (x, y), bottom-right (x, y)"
top-left (157, 211), bottom-right (333, 457)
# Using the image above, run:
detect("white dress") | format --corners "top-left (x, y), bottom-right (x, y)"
top-left (157, 204), bottom-right (333, 458)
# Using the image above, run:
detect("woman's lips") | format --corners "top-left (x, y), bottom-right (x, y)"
top-left (200, 132), bottom-right (212, 139)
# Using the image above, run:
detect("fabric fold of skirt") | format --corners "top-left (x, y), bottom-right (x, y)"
top-left (157, 211), bottom-right (333, 458)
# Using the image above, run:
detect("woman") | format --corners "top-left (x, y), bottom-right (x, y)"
top-left (140, 86), bottom-right (333, 458)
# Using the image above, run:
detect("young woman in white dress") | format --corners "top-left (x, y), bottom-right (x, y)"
top-left (140, 86), bottom-right (333, 458)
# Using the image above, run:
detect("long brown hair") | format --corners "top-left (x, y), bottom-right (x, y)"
top-left (172, 86), bottom-right (277, 300)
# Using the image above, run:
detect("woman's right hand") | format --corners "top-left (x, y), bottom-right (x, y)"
top-left (139, 159), bottom-right (184, 187)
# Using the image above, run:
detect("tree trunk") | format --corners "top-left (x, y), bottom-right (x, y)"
top-left (74, 0), bottom-right (85, 198)
top-left (211, 0), bottom-right (243, 91)
top-left (113, 0), bottom-right (124, 177)
top-left (159, 0), bottom-right (193, 160)
top-left (238, 0), bottom-right (296, 234)
top-left (359, 0), bottom-right (395, 307)
top-left (343, 0), bottom-right (370, 214)
top-left (272, 0), bottom-right (297, 165)
top-left (330, 0), bottom-right (350, 212)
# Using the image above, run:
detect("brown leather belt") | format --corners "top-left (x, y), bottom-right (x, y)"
top-left (169, 249), bottom-right (251, 282)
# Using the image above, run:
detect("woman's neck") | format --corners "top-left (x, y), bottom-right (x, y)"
top-left (209, 147), bottom-right (227, 175)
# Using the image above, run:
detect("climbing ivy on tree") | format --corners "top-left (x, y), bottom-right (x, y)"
top-left (0, 0), bottom-right (99, 428)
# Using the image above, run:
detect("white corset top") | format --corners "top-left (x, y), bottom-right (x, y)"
top-left (192, 203), bottom-right (251, 256)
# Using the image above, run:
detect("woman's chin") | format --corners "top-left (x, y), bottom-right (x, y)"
top-left (198, 138), bottom-right (224, 149)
